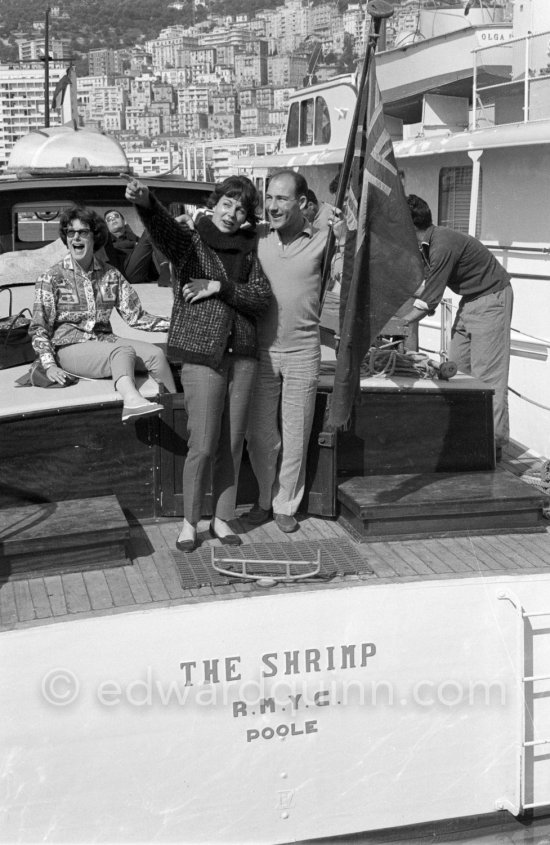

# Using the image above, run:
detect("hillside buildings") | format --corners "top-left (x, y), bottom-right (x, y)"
top-left (0, 0), bottom-right (513, 177)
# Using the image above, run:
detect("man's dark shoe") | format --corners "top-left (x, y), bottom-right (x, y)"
top-left (245, 504), bottom-right (272, 525)
top-left (274, 513), bottom-right (299, 533)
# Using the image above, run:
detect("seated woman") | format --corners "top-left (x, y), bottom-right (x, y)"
top-left (29, 204), bottom-right (177, 422)
top-left (126, 175), bottom-right (272, 551)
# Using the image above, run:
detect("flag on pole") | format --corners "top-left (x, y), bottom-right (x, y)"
top-left (51, 68), bottom-right (71, 111)
top-left (327, 54), bottom-right (424, 429)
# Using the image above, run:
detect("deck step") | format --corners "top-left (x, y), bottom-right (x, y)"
top-left (338, 469), bottom-right (550, 540)
top-left (0, 495), bottom-right (130, 579)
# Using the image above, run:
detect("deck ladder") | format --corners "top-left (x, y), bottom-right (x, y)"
top-left (497, 590), bottom-right (550, 815)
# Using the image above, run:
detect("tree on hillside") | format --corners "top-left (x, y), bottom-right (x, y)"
top-left (336, 32), bottom-right (356, 74)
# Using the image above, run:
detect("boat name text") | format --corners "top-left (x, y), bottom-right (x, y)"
top-left (179, 642), bottom-right (377, 686)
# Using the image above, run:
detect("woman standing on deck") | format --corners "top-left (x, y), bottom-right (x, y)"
top-left (30, 205), bottom-right (177, 422)
top-left (126, 175), bottom-right (272, 552)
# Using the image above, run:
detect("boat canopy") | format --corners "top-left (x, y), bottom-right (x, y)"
top-left (6, 126), bottom-right (130, 179)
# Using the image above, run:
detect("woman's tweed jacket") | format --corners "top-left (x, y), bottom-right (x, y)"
top-left (138, 195), bottom-right (272, 369)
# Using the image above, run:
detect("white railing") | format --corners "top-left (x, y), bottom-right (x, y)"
top-left (472, 29), bottom-right (550, 130)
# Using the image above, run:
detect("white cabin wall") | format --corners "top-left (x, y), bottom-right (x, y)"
top-left (513, 0), bottom-right (550, 38)
top-left (479, 147), bottom-right (550, 244)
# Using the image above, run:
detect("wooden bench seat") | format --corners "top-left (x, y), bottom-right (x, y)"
top-left (0, 494), bottom-right (130, 579)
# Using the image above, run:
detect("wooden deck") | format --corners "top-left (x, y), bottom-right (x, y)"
top-left (2, 441), bottom-right (549, 633)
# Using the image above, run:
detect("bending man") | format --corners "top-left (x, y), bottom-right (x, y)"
top-left (404, 194), bottom-right (513, 459)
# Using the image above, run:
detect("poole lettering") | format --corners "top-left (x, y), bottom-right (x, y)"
top-left (247, 720), bottom-right (319, 743)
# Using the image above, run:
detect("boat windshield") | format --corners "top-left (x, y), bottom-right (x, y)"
top-left (286, 95), bottom-right (331, 148)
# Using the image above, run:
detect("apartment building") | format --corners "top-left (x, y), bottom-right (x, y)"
top-left (102, 112), bottom-right (125, 132)
top-left (199, 27), bottom-right (256, 50)
top-left (208, 113), bottom-right (241, 137)
top-left (85, 86), bottom-right (128, 126)
top-left (129, 78), bottom-right (154, 109)
top-left (124, 108), bottom-right (162, 137)
top-left (125, 144), bottom-right (181, 176)
top-left (190, 48), bottom-right (217, 70)
top-left (17, 38), bottom-right (71, 62)
top-left (211, 90), bottom-right (238, 115)
top-left (240, 107), bottom-right (269, 135)
top-left (234, 53), bottom-right (268, 87)
top-left (0, 64), bottom-right (66, 173)
top-left (88, 49), bottom-right (122, 77)
top-left (179, 112), bottom-right (209, 135)
top-left (267, 55), bottom-right (309, 88)
top-left (146, 34), bottom-right (199, 72)
top-left (177, 84), bottom-right (211, 115)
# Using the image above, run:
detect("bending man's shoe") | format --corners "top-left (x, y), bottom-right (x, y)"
top-left (245, 504), bottom-right (272, 525)
top-left (274, 513), bottom-right (299, 533)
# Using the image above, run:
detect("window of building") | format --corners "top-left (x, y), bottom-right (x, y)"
top-left (438, 166), bottom-right (482, 237)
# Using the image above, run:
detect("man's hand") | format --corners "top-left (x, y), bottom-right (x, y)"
top-left (402, 306), bottom-right (430, 326)
top-left (124, 177), bottom-right (151, 209)
top-left (182, 278), bottom-right (221, 303)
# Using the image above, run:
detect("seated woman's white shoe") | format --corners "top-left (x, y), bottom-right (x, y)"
top-left (122, 401), bottom-right (163, 423)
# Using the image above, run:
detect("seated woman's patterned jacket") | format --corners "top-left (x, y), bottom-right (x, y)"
top-left (138, 196), bottom-right (271, 370)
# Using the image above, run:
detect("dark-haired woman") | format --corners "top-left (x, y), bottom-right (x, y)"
top-left (126, 176), bottom-right (272, 551)
top-left (30, 204), bottom-right (177, 421)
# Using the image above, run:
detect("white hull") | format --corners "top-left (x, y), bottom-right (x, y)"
top-left (3, 572), bottom-right (550, 843)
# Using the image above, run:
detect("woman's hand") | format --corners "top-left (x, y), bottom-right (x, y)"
top-left (175, 213), bottom-right (195, 229)
top-left (182, 278), bottom-right (221, 304)
top-left (124, 177), bottom-right (151, 209)
top-left (46, 364), bottom-right (71, 385)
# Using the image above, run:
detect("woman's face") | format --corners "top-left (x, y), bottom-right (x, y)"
top-left (211, 194), bottom-right (247, 235)
top-left (67, 218), bottom-right (94, 270)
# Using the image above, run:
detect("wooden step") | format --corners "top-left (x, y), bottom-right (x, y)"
top-left (338, 470), bottom-right (550, 540)
top-left (0, 495), bottom-right (130, 579)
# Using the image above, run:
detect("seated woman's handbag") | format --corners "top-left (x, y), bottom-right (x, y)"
top-left (15, 360), bottom-right (78, 389)
top-left (0, 286), bottom-right (35, 369)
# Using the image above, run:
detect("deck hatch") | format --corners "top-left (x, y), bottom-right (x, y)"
top-left (173, 539), bottom-right (374, 589)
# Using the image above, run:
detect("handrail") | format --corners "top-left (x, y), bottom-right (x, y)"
top-left (497, 591), bottom-right (550, 814)
top-left (486, 245), bottom-right (550, 255)
top-left (473, 28), bottom-right (550, 131)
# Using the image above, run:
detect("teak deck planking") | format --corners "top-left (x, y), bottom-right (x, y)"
top-left (1, 441), bottom-right (549, 632)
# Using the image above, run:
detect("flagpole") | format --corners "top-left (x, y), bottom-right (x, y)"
top-left (319, 0), bottom-right (394, 314)
top-left (44, 6), bottom-right (51, 128)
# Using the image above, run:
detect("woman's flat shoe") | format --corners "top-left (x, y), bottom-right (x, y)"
top-left (209, 522), bottom-right (241, 546)
top-left (176, 527), bottom-right (198, 553)
top-left (176, 537), bottom-right (198, 553)
top-left (122, 402), bottom-right (163, 423)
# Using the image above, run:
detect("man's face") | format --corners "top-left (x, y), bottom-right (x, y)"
top-left (303, 198), bottom-right (319, 223)
top-left (265, 174), bottom-right (307, 233)
top-left (105, 210), bottom-right (125, 237)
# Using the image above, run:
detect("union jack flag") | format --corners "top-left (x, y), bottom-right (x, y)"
top-left (328, 54), bottom-right (424, 429)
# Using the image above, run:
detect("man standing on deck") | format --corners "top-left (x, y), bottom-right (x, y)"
top-left (245, 170), bottom-right (330, 533)
top-left (403, 194), bottom-right (513, 460)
